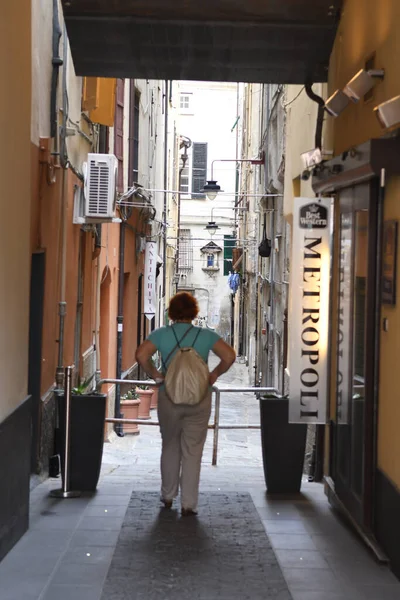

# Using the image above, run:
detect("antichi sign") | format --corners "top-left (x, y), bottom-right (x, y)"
top-left (144, 241), bottom-right (157, 320)
top-left (288, 198), bottom-right (333, 424)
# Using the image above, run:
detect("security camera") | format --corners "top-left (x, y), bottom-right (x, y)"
top-left (324, 90), bottom-right (350, 117)
top-left (301, 170), bottom-right (311, 181)
top-left (374, 95), bottom-right (400, 128)
top-left (344, 69), bottom-right (384, 103)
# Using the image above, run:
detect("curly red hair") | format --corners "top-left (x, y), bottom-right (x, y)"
top-left (168, 292), bottom-right (199, 321)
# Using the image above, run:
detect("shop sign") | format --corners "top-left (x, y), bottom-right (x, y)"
top-left (144, 241), bottom-right (157, 320)
top-left (288, 198), bottom-right (333, 424)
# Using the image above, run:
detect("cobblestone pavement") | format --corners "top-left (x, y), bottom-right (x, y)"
top-left (1, 361), bottom-right (400, 599)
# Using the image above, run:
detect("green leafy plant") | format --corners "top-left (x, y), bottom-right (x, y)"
top-left (121, 389), bottom-right (139, 401)
top-left (136, 384), bottom-right (150, 391)
top-left (72, 374), bottom-right (95, 395)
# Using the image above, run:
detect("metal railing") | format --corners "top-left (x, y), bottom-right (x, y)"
top-left (97, 378), bottom-right (281, 465)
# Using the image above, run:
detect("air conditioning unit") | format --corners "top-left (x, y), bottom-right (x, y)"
top-left (74, 153), bottom-right (121, 224)
top-left (85, 153), bottom-right (118, 219)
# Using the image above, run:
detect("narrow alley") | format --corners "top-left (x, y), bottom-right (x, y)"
top-left (1, 361), bottom-right (400, 600)
top-left (2, 2), bottom-right (400, 599)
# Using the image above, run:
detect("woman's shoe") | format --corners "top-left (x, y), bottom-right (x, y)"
top-left (181, 508), bottom-right (198, 517)
top-left (161, 498), bottom-right (173, 509)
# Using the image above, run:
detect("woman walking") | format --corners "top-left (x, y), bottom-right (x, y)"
top-left (136, 292), bottom-right (236, 516)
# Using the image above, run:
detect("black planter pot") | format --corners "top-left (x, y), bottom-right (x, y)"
top-left (260, 397), bottom-right (307, 494)
top-left (57, 392), bottom-right (107, 491)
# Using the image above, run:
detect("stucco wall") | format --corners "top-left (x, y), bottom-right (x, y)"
top-left (329, 0), bottom-right (400, 155)
top-left (0, 2), bottom-right (32, 422)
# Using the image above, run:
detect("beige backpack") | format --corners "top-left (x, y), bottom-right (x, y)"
top-left (164, 326), bottom-right (210, 405)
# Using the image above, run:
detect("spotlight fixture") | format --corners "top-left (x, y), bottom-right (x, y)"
top-left (324, 90), bottom-right (350, 117)
top-left (343, 69), bottom-right (385, 102)
top-left (374, 95), bottom-right (400, 128)
top-left (204, 221), bottom-right (220, 236)
top-left (202, 180), bottom-right (221, 201)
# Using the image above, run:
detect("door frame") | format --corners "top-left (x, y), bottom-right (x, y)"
top-left (332, 178), bottom-right (380, 530)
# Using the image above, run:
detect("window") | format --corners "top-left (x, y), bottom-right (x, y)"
top-left (178, 229), bottom-right (193, 272)
top-left (223, 235), bottom-right (236, 276)
top-left (191, 142), bottom-right (207, 198)
top-left (201, 241), bottom-right (222, 272)
top-left (180, 93), bottom-right (192, 112)
top-left (207, 254), bottom-right (215, 268)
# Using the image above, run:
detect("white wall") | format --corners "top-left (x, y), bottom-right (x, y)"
top-left (178, 81), bottom-right (238, 338)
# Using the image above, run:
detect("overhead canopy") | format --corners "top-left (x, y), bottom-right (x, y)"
top-left (62, 0), bottom-right (342, 83)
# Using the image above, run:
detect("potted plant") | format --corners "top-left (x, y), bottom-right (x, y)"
top-left (120, 389), bottom-right (141, 434)
top-left (259, 394), bottom-right (307, 494)
top-left (136, 384), bottom-right (153, 419)
top-left (57, 375), bottom-right (107, 492)
top-left (150, 385), bottom-right (159, 410)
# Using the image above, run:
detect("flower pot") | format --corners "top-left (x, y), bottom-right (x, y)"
top-left (137, 389), bottom-right (153, 419)
top-left (120, 399), bottom-right (141, 434)
top-left (150, 386), bottom-right (158, 410)
top-left (57, 392), bottom-right (107, 492)
top-left (259, 397), bottom-right (307, 494)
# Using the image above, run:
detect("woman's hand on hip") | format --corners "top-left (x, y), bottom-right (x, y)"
top-left (209, 371), bottom-right (218, 387)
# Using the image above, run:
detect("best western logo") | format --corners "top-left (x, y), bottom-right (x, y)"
top-left (299, 203), bottom-right (328, 229)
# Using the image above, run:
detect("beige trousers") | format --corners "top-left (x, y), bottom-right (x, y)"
top-left (157, 388), bottom-right (212, 510)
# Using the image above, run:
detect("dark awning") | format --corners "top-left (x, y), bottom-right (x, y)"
top-left (62, 1), bottom-right (342, 83)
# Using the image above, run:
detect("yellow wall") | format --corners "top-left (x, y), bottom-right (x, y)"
top-left (329, 0), bottom-right (400, 154)
top-left (378, 176), bottom-right (400, 487)
top-left (283, 84), bottom-right (328, 220)
top-left (327, 0), bottom-right (400, 489)
top-left (0, 2), bottom-right (32, 422)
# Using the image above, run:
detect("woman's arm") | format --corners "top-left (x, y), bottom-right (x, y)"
top-left (209, 339), bottom-right (236, 386)
top-left (135, 340), bottom-right (164, 383)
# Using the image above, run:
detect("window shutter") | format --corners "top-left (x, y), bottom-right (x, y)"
top-left (89, 78), bottom-right (116, 127)
top-left (114, 79), bottom-right (125, 192)
top-left (82, 77), bottom-right (100, 111)
top-left (191, 142), bottom-right (207, 198)
top-left (223, 235), bottom-right (235, 276)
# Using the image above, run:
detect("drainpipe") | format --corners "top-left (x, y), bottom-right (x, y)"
top-left (162, 80), bottom-right (169, 320)
top-left (93, 225), bottom-right (102, 386)
top-left (55, 24), bottom-right (69, 388)
top-left (305, 82), bottom-right (325, 150)
top-left (50, 0), bottom-right (63, 140)
top-left (115, 221), bottom-right (126, 436)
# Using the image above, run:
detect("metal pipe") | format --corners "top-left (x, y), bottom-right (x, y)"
top-left (50, 367), bottom-right (81, 498)
top-left (105, 417), bottom-right (261, 430)
top-left (211, 158), bottom-right (264, 181)
top-left (55, 24), bottom-right (69, 388)
top-left (97, 378), bottom-right (279, 394)
top-left (50, 0), bottom-right (63, 139)
top-left (162, 80), bottom-right (169, 310)
top-left (212, 390), bottom-right (221, 466)
top-left (139, 188), bottom-right (282, 198)
top-left (115, 221), bottom-right (126, 437)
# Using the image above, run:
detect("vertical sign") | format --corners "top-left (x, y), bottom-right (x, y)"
top-left (288, 198), bottom-right (333, 424)
top-left (144, 241), bottom-right (156, 320)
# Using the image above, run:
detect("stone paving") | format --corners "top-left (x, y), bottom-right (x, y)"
top-left (1, 361), bottom-right (400, 599)
top-left (101, 491), bottom-right (291, 600)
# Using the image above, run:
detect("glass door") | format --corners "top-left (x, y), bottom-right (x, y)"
top-left (334, 182), bottom-right (377, 528)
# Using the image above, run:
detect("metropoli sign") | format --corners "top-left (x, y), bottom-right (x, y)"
top-left (288, 198), bottom-right (333, 424)
top-left (144, 241), bottom-right (157, 320)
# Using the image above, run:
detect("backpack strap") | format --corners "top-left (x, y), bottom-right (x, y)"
top-left (192, 328), bottom-right (202, 349)
top-left (162, 325), bottom-right (194, 371)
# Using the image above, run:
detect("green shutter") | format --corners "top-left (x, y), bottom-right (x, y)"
top-left (223, 235), bottom-right (235, 276)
